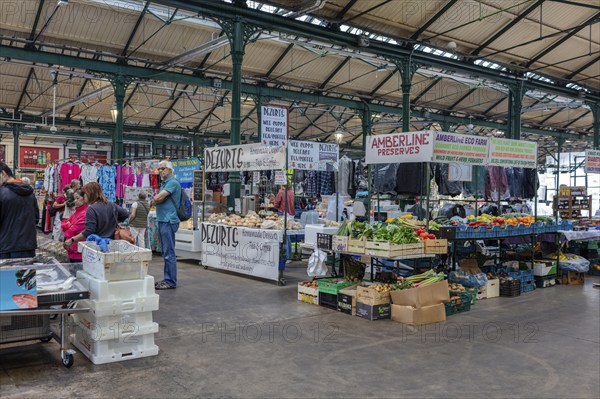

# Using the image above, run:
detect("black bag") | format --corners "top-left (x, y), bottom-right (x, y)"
top-left (49, 206), bottom-right (58, 218)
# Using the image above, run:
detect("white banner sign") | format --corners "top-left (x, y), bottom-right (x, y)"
top-left (585, 149), bottom-right (600, 174)
top-left (201, 223), bottom-right (281, 281)
top-left (433, 132), bottom-right (489, 165)
top-left (261, 106), bottom-right (288, 146)
top-left (288, 140), bottom-right (339, 171)
top-left (488, 138), bottom-right (538, 169)
top-left (204, 143), bottom-right (286, 172)
top-left (365, 131), bottom-right (434, 164)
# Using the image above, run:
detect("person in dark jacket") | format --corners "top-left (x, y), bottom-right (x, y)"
top-left (63, 182), bottom-right (129, 250)
top-left (0, 162), bottom-right (39, 259)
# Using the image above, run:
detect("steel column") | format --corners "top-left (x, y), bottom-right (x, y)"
top-left (12, 124), bottom-right (19, 171)
top-left (111, 77), bottom-right (127, 161)
top-left (591, 103), bottom-right (600, 150)
top-left (508, 84), bottom-right (524, 140)
top-left (361, 103), bottom-right (372, 153)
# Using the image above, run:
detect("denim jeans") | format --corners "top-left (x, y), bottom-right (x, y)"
top-left (158, 222), bottom-right (179, 287)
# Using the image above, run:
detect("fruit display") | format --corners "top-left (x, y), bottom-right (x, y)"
top-left (448, 283), bottom-right (466, 292)
top-left (205, 211), bottom-right (302, 230)
top-left (299, 281), bottom-right (318, 288)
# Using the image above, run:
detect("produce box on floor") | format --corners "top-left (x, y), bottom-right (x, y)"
top-left (318, 292), bottom-right (338, 310)
top-left (535, 275), bottom-right (557, 288)
top-left (317, 279), bottom-right (357, 295)
top-left (532, 260), bottom-right (557, 277)
top-left (445, 292), bottom-right (471, 316)
top-left (391, 303), bottom-right (446, 325)
top-left (298, 281), bottom-right (319, 305)
top-left (558, 270), bottom-right (585, 285)
top-left (356, 283), bottom-right (392, 305)
top-left (337, 286), bottom-right (358, 315)
top-left (356, 301), bottom-right (391, 321)
top-left (389, 281), bottom-right (450, 308)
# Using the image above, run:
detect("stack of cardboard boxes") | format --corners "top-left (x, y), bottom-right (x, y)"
top-left (390, 281), bottom-right (450, 325)
top-left (356, 285), bottom-right (391, 321)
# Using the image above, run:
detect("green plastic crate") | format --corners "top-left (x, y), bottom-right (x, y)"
top-left (317, 279), bottom-right (356, 295)
top-left (445, 292), bottom-right (471, 316)
top-left (450, 287), bottom-right (477, 306)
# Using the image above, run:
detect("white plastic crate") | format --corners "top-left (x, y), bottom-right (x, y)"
top-left (71, 311), bottom-right (158, 341)
top-left (77, 294), bottom-right (159, 318)
top-left (71, 332), bottom-right (159, 365)
top-left (78, 240), bottom-right (152, 281)
top-left (76, 271), bottom-right (155, 301)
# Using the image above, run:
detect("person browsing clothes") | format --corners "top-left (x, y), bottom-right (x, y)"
top-left (61, 189), bottom-right (88, 262)
top-left (129, 191), bottom-right (150, 248)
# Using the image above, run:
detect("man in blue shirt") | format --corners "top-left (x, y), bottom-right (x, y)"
top-left (150, 161), bottom-right (181, 289)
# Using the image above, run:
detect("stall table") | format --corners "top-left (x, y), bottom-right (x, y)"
top-left (0, 257), bottom-right (90, 368)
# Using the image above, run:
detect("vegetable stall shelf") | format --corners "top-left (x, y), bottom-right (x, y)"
top-left (0, 257), bottom-right (90, 368)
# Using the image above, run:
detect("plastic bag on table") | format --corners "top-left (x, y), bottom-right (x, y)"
top-left (307, 249), bottom-right (328, 277)
top-left (558, 254), bottom-right (590, 273)
top-left (449, 271), bottom-right (488, 287)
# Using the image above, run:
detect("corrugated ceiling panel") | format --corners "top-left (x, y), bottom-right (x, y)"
top-left (524, 1), bottom-right (592, 28)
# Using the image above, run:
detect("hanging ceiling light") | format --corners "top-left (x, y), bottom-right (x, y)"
top-left (110, 103), bottom-right (118, 123)
top-left (334, 127), bottom-right (344, 143)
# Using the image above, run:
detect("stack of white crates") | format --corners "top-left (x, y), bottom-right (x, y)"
top-left (71, 240), bottom-right (159, 365)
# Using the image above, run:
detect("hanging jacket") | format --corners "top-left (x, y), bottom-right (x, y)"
top-left (0, 180), bottom-right (39, 255)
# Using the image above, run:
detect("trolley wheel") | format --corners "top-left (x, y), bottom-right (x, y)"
top-left (49, 314), bottom-right (58, 320)
top-left (277, 278), bottom-right (287, 286)
top-left (40, 337), bottom-right (52, 343)
top-left (203, 265), bottom-right (208, 270)
top-left (62, 353), bottom-right (74, 368)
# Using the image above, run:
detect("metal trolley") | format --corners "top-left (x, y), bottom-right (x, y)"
top-left (0, 257), bottom-right (90, 368)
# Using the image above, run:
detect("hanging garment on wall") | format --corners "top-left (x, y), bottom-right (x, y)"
top-left (485, 166), bottom-right (510, 201)
top-left (522, 169), bottom-right (539, 199)
top-left (149, 174), bottom-right (160, 191)
top-left (59, 161), bottom-right (81, 191)
top-left (395, 163), bottom-right (423, 195)
top-left (318, 171), bottom-right (333, 196)
top-left (97, 165), bottom-right (117, 202)
top-left (505, 167), bottom-right (525, 198)
top-left (306, 171), bottom-right (318, 198)
top-left (337, 155), bottom-right (352, 196)
top-left (373, 164), bottom-right (399, 194)
top-left (80, 162), bottom-right (100, 185)
top-left (463, 166), bottom-right (486, 197)
top-left (43, 165), bottom-right (56, 193)
top-left (354, 160), bottom-right (368, 192)
top-left (435, 163), bottom-right (463, 197)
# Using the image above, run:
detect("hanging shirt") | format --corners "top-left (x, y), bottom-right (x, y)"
top-left (97, 165), bottom-right (117, 202)
top-left (43, 165), bottom-right (55, 193)
top-left (59, 162), bottom-right (81, 191)
top-left (337, 156), bottom-right (352, 196)
top-left (80, 163), bottom-right (100, 185)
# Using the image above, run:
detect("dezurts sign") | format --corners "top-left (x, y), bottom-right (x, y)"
top-left (201, 223), bottom-right (281, 281)
top-left (204, 143), bottom-right (286, 172)
top-left (288, 140), bottom-right (339, 171)
top-left (261, 106), bottom-right (288, 147)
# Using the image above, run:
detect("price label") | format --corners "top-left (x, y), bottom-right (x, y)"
top-left (274, 171), bottom-right (286, 185)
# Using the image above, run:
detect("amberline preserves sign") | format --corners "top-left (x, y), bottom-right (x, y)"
top-left (261, 105), bottom-right (287, 146)
top-left (585, 149), bottom-right (600, 174)
top-left (288, 140), bottom-right (339, 171)
top-left (488, 138), bottom-right (538, 169)
top-left (204, 143), bottom-right (286, 172)
top-left (366, 131), bottom-right (434, 164)
top-left (433, 132), bottom-right (489, 165)
top-left (201, 223), bottom-right (281, 281)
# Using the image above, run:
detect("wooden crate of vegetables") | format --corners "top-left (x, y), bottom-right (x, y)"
top-left (297, 281), bottom-right (319, 305)
top-left (347, 238), bottom-right (366, 254)
top-left (357, 283), bottom-right (393, 305)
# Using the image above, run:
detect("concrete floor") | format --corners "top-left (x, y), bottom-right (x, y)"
top-left (1, 255), bottom-right (599, 399)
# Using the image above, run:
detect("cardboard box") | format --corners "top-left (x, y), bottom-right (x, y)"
top-left (476, 278), bottom-right (499, 300)
top-left (533, 261), bottom-right (558, 276)
top-left (297, 283), bottom-right (319, 305)
top-left (337, 286), bottom-right (358, 315)
top-left (0, 267), bottom-right (38, 311)
top-left (356, 301), bottom-right (391, 320)
top-left (212, 192), bottom-right (222, 204)
top-left (389, 281), bottom-right (449, 308)
top-left (423, 239), bottom-right (448, 255)
top-left (356, 284), bottom-right (391, 305)
top-left (558, 270), bottom-right (584, 285)
top-left (391, 303), bottom-right (446, 325)
top-left (332, 236), bottom-right (349, 252)
top-left (459, 259), bottom-right (482, 274)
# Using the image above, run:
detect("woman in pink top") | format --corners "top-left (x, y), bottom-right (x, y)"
top-left (61, 189), bottom-right (88, 262)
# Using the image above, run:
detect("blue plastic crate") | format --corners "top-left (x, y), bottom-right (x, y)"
top-left (522, 281), bottom-right (536, 293)
top-left (520, 269), bottom-right (534, 282)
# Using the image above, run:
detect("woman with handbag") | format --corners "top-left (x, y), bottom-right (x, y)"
top-left (129, 191), bottom-right (150, 248)
top-left (63, 182), bottom-right (130, 251)
top-left (60, 189), bottom-right (88, 262)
